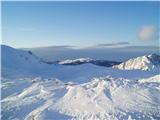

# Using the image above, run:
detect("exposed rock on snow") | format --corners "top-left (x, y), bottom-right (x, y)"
top-left (113, 54), bottom-right (160, 71)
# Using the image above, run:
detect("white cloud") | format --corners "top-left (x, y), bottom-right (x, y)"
top-left (139, 25), bottom-right (158, 41)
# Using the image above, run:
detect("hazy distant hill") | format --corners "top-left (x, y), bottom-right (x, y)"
top-left (23, 46), bottom-right (159, 61)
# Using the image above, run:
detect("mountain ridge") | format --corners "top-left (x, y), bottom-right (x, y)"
top-left (113, 54), bottom-right (160, 71)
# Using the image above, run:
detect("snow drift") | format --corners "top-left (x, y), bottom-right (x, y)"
top-left (2, 76), bottom-right (160, 120)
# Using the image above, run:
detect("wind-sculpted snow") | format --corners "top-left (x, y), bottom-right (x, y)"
top-left (1, 76), bottom-right (160, 120)
top-left (1, 45), bottom-right (160, 120)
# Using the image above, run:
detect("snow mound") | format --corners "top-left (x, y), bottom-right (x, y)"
top-left (3, 76), bottom-right (159, 120)
top-left (113, 54), bottom-right (160, 71)
top-left (52, 77), bottom-right (160, 119)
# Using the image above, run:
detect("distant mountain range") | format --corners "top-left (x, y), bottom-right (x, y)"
top-left (2, 45), bottom-right (160, 120)
top-left (1, 45), bottom-right (160, 72)
top-left (23, 45), bottom-right (159, 62)
top-left (57, 58), bottom-right (121, 67)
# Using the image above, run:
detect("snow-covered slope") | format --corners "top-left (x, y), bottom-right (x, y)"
top-left (1, 45), bottom-right (160, 120)
top-left (1, 45), bottom-right (51, 76)
top-left (139, 74), bottom-right (160, 83)
top-left (2, 76), bottom-right (160, 120)
top-left (113, 54), bottom-right (160, 71)
top-left (1, 45), bottom-right (158, 82)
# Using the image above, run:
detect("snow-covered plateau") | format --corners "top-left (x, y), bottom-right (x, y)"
top-left (1, 45), bottom-right (160, 120)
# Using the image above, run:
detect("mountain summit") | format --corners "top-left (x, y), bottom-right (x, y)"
top-left (113, 54), bottom-right (160, 71)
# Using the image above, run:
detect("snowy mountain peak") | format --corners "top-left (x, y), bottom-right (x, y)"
top-left (113, 54), bottom-right (160, 71)
top-left (147, 53), bottom-right (160, 65)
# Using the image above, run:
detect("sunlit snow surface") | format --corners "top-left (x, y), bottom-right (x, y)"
top-left (1, 45), bottom-right (160, 120)
top-left (2, 76), bottom-right (160, 120)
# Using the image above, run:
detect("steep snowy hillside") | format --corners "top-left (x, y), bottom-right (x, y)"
top-left (1, 45), bottom-right (51, 76)
top-left (113, 54), bottom-right (160, 71)
top-left (2, 76), bottom-right (160, 120)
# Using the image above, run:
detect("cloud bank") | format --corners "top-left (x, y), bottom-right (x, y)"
top-left (139, 25), bottom-right (158, 41)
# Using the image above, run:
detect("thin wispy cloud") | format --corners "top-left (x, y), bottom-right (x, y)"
top-left (41, 45), bottom-right (76, 49)
top-left (26, 45), bottom-right (76, 49)
top-left (139, 25), bottom-right (158, 41)
top-left (97, 42), bottom-right (130, 47)
top-left (87, 42), bottom-right (130, 49)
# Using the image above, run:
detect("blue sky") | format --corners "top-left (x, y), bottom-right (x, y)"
top-left (2, 1), bottom-right (159, 48)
